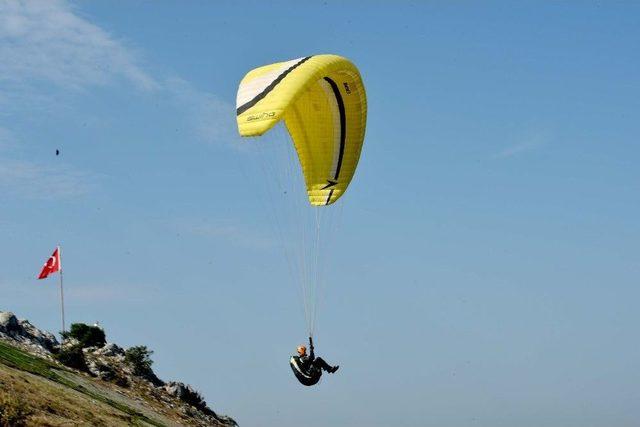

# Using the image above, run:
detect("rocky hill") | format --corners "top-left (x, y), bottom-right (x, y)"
top-left (0, 311), bottom-right (237, 426)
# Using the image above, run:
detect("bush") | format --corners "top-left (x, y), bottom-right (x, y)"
top-left (0, 394), bottom-right (31, 426)
top-left (113, 374), bottom-right (130, 388)
top-left (62, 323), bottom-right (106, 348)
top-left (180, 388), bottom-right (211, 414)
top-left (125, 346), bottom-right (154, 377)
top-left (92, 362), bottom-right (116, 381)
top-left (55, 344), bottom-right (88, 372)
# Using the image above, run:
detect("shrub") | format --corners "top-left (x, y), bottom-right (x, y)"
top-left (124, 346), bottom-right (154, 377)
top-left (62, 323), bottom-right (106, 348)
top-left (113, 374), bottom-right (130, 388)
top-left (180, 388), bottom-right (211, 414)
top-left (55, 344), bottom-right (88, 372)
top-left (93, 362), bottom-right (115, 381)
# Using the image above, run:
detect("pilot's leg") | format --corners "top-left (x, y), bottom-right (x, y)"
top-left (313, 357), bottom-right (337, 373)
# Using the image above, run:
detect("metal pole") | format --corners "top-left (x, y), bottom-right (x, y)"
top-left (59, 270), bottom-right (66, 335)
top-left (58, 245), bottom-right (66, 340)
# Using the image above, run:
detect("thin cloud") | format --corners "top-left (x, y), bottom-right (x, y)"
top-left (164, 77), bottom-right (238, 145)
top-left (0, 0), bottom-right (236, 201)
top-left (494, 132), bottom-right (549, 159)
top-left (0, 0), bottom-right (157, 91)
top-left (0, 158), bottom-right (96, 200)
top-left (0, 127), bottom-right (16, 151)
top-left (66, 283), bottom-right (153, 304)
top-left (0, 278), bottom-right (155, 305)
top-left (181, 220), bottom-right (274, 250)
top-left (0, 0), bottom-right (233, 145)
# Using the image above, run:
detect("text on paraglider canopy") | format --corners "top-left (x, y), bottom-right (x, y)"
top-left (246, 111), bottom-right (276, 122)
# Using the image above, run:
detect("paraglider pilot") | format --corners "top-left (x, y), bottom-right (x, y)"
top-left (290, 337), bottom-right (339, 386)
top-left (296, 339), bottom-right (339, 374)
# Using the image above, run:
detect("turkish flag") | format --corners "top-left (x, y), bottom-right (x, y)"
top-left (38, 247), bottom-right (61, 279)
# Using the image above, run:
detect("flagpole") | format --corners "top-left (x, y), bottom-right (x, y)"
top-left (59, 272), bottom-right (66, 334)
top-left (58, 246), bottom-right (66, 339)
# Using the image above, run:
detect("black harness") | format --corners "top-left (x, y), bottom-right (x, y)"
top-left (290, 355), bottom-right (321, 386)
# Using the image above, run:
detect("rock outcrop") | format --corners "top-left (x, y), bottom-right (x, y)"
top-left (0, 312), bottom-right (58, 357)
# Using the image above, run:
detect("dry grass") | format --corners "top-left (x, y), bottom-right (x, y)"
top-left (0, 365), bottom-right (141, 426)
top-left (0, 339), bottom-right (233, 426)
top-left (0, 340), bottom-right (173, 426)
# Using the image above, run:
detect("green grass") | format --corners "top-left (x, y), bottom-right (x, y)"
top-left (0, 340), bottom-right (164, 427)
top-left (0, 340), bottom-right (66, 381)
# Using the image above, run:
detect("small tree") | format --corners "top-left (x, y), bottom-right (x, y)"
top-left (62, 323), bottom-right (106, 348)
top-left (55, 344), bottom-right (88, 372)
top-left (125, 346), bottom-right (154, 377)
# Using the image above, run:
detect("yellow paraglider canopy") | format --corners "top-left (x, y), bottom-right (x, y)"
top-left (236, 54), bottom-right (367, 206)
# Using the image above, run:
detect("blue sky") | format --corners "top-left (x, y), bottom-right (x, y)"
top-left (1, 1), bottom-right (639, 426)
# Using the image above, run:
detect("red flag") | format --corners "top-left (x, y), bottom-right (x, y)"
top-left (38, 247), bottom-right (61, 279)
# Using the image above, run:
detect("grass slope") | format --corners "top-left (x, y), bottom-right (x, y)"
top-left (0, 340), bottom-right (170, 426)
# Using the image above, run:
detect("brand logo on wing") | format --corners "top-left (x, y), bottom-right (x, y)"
top-left (247, 111), bottom-right (276, 122)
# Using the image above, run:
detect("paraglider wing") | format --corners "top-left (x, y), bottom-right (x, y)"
top-left (236, 54), bottom-right (367, 205)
